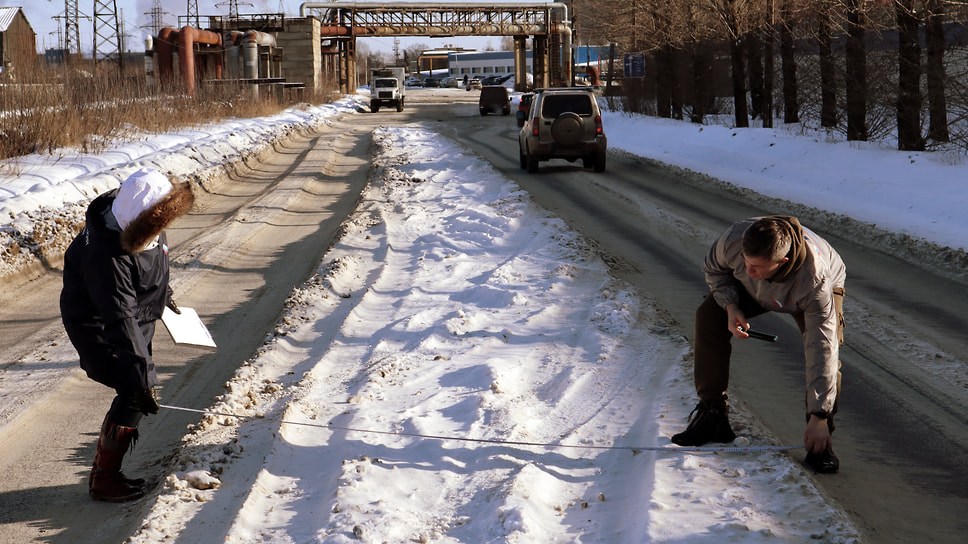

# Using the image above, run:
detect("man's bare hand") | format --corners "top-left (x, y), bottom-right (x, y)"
top-left (726, 304), bottom-right (749, 339)
top-left (804, 414), bottom-right (832, 453)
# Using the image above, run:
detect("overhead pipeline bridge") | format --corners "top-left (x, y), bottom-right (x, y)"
top-left (299, 2), bottom-right (573, 92)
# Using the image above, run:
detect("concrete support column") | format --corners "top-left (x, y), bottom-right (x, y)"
top-left (533, 36), bottom-right (548, 89)
top-left (338, 38), bottom-right (357, 93)
top-left (514, 36), bottom-right (528, 92)
top-left (277, 17), bottom-right (324, 97)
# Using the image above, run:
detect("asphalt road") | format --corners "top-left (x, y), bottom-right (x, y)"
top-left (428, 90), bottom-right (968, 543)
top-left (0, 89), bottom-right (965, 543)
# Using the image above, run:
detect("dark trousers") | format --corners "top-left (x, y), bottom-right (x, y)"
top-left (692, 286), bottom-right (844, 426)
top-left (108, 391), bottom-right (145, 428)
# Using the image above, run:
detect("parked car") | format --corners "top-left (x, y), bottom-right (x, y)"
top-left (405, 77), bottom-right (422, 87)
top-left (441, 77), bottom-right (459, 88)
top-left (516, 93), bottom-right (534, 128)
top-left (518, 87), bottom-right (607, 173)
top-left (423, 78), bottom-right (439, 87)
top-left (465, 78), bottom-right (482, 91)
top-left (479, 85), bottom-right (511, 116)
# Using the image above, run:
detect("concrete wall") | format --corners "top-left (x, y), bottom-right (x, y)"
top-left (277, 17), bottom-right (324, 96)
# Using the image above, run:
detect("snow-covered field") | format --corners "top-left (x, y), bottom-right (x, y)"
top-left (5, 87), bottom-right (968, 542)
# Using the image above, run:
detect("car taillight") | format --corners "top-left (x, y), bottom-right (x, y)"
top-left (595, 115), bottom-right (603, 135)
top-left (532, 118), bottom-right (539, 136)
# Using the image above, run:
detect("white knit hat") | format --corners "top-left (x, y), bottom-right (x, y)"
top-left (112, 168), bottom-right (173, 230)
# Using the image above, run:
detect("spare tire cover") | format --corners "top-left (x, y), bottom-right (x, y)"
top-left (551, 112), bottom-right (583, 146)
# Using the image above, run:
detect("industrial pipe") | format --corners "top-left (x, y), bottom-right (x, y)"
top-left (336, 24), bottom-right (546, 36)
top-left (178, 26), bottom-right (223, 96)
top-left (552, 21), bottom-right (572, 85)
top-left (300, 1), bottom-right (570, 17)
top-left (244, 30), bottom-right (277, 79)
top-left (155, 27), bottom-right (178, 83)
top-left (225, 30), bottom-right (245, 79)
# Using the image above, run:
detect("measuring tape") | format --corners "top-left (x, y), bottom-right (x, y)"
top-left (160, 404), bottom-right (802, 453)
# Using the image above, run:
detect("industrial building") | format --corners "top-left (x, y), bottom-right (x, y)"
top-left (446, 50), bottom-right (534, 81)
top-left (0, 7), bottom-right (36, 81)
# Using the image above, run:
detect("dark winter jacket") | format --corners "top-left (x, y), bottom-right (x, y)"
top-left (60, 181), bottom-right (193, 392)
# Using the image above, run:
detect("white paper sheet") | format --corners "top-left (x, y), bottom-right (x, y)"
top-left (161, 306), bottom-right (217, 348)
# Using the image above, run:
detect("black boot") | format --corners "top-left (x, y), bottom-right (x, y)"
top-left (671, 403), bottom-right (736, 446)
top-left (805, 447), bottom-right (840, 474)
top-left (803, 415), bottom-right (839, 473)
top-left (89, 418), bottom-right (145, 502)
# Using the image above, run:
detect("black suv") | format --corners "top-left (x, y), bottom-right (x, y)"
top-left (479, 85), bottom-right (511, 116)
top-left (518, 88), bottom-right (607, 173)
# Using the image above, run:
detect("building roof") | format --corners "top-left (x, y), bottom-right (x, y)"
top-left (0, 7), bottom-right (27, 33)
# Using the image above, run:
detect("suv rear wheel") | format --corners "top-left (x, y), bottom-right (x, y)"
top-left (526, 152), bottom-right (539, 173)
top-left (593, 150), bottom-right (607, 172)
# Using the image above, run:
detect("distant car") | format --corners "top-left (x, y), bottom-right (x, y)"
top-left (516, 93), bottom-right (534, 128)
top-left (405, 77), bottom-right (422, 87)
top-left (423, 78), bottom-right (439, 88)
top-left (465, 78), bottom-right (482, 91)
top-left (441, 77), bottom-right (459, 88)
top-left (479, 85), bottom-right (511, 116)
top-left (518, 87), bottom-right (607, 173)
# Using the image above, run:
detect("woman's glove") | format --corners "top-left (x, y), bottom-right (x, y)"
top-left (138, 388), bottom-right (161, 415)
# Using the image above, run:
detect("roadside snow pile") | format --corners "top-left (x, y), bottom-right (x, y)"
top-left (0, 203), bottom-right (85, 279)
top-left (0, 97), bottom-right (369, 282)
top-left (127, 126), bottom-right (860, 543)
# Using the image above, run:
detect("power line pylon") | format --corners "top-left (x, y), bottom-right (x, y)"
top-left (216, 0), bottom-right (250, 20)
top-left (145, 0), bottom-right (169, 37)
top-left (62, 0), bottom-right (82, 59)
top-left (187, 0), bottom-right (199, 27)
top-left (93, 0), bottom-right (123, 70)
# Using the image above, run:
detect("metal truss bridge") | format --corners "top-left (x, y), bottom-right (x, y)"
top-left (298, 2), bottom-right (573, 91)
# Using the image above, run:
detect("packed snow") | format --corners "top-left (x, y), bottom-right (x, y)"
top-left (5, 87), bottom-right (967, 542)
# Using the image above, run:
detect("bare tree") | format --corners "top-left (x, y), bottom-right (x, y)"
top-left (779, 0), bottom-right (799, 123)
top-left (844, 0), bottom-right (868, 140)
top-left (925, 0), bottom-right (949, 142)
top-left (747, 28), bottom-right (765, 120)
top-left (686, 1), bottom-right (720, 123)
top-left (761, 0), bottom-right (776, 128)
top-left (700, 0), bottom-right (753, 127)
top-left (896, 0), bottom-right (923, 150)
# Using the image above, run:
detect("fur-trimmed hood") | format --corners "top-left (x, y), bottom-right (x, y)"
top-left (113, 170), bottom-right (194, 253)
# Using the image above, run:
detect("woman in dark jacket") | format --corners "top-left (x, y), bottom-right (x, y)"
top-left (60, 168), bottom-right (194, 502)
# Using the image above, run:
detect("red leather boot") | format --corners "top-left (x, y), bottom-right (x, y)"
top-left (89, 418), bottom-right (146, 502)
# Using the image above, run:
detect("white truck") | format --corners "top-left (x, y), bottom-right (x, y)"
top-left (369, 67), bottom-right (406, 112)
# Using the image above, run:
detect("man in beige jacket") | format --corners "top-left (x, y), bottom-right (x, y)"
top-left (671, 216), bottom-right (846, 473)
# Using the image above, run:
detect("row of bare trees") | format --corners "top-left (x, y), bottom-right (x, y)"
top-left (573, 0), bottom-right (968, 151)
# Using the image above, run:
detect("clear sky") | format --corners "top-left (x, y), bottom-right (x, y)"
top-left (2, 1), bottom-right (525, 54)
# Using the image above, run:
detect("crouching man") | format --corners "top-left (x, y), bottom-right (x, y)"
top-left (672, 216), bottom-right (846, 473)
top-left (60, 168), bottom-right (194, 501)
